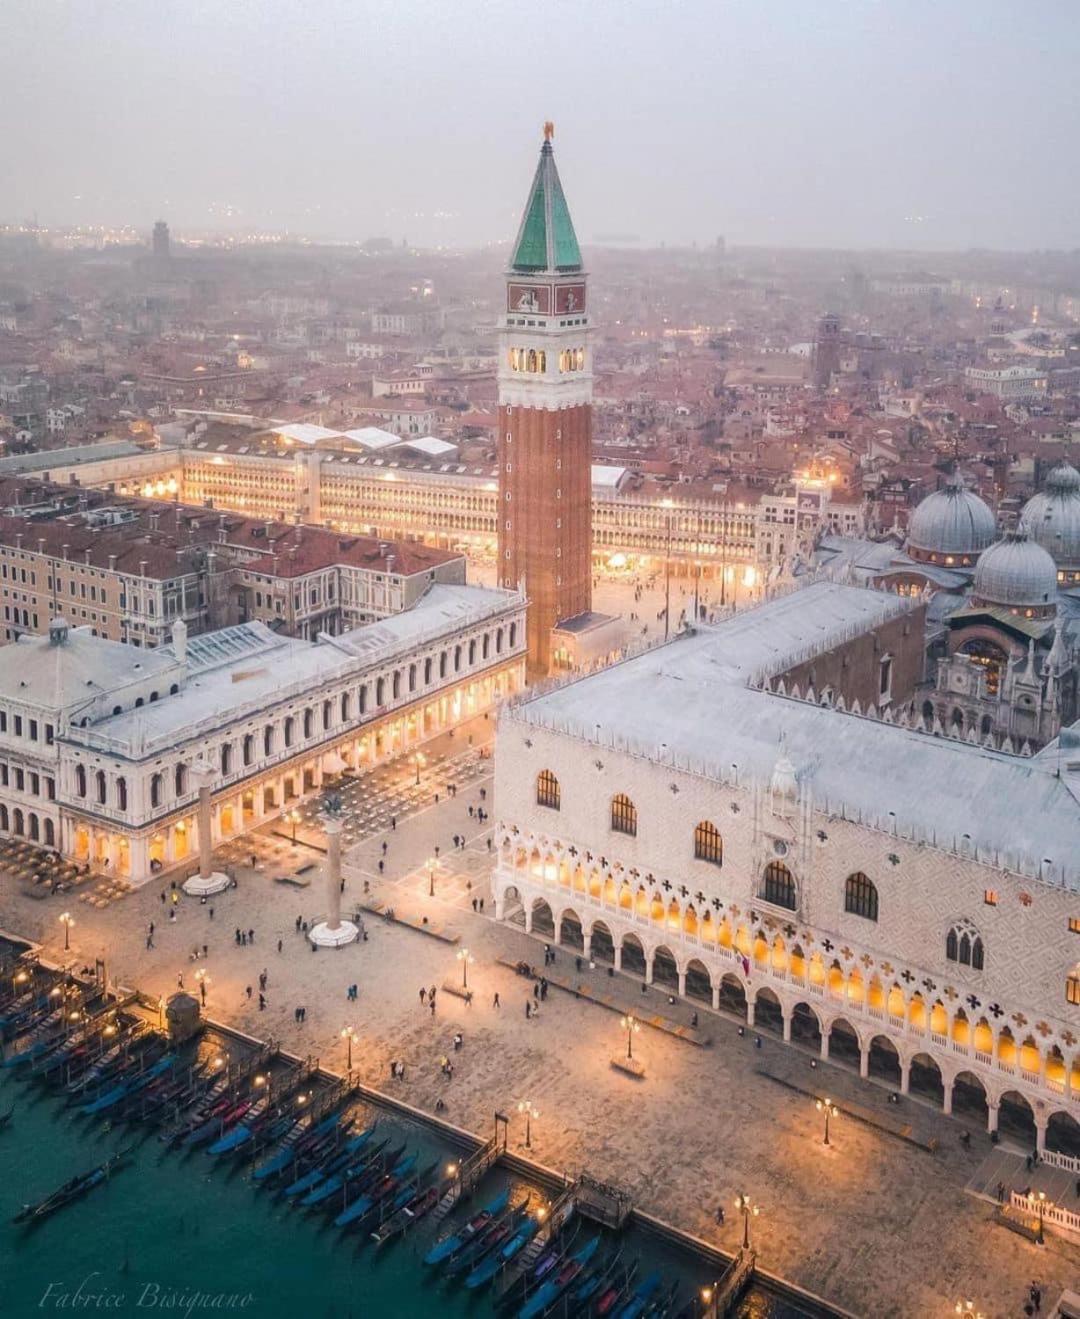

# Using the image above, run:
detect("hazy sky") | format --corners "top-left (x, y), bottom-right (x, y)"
top-left (3, 0), bottom-right (1078, 251)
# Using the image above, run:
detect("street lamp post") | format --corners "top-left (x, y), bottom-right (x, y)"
top-left (413, 753), bottom-right (425, 785)
top-left (954, 1303), bottom-right (986, 1319)
top-left (58, 911), bottom-right (74, 950)
top-left (620, 1014), bottom-right (640, 1060)
top-left (254, 1072), bottom-right (272, 1105)
top-left (341, 1025), bottom-right (356, 1071)
top-left (1035, 1189), bottom-right (1046, 1245)
top-left (457, 948), bottom-right (474, 991)
top-left (734, 1192), bottom-right (759, 1251)
top-left (427, 856), bottom-right (436, 898)
top-left (288, 809), bottom-right (301, 845)
top-left (517, 1099), bottom-right (538, 1150)
top-left (815, 1096), bottom-right (838, 1146)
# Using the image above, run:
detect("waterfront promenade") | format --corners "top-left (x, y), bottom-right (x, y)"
top-left (2, 734), bottom-right (1077, 1318)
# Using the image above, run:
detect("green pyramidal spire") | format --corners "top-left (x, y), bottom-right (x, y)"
top-left (510, 125), bottom-right (582, 274)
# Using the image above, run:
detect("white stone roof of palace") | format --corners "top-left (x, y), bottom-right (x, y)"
top-left (64, 584), bottom-right (519, 759)
top-left (272, 423), bottom-right (343, 446)
top-left (510, 580), bottom-right (1080, 891)
top-left (339, 427), bottom-right (401, 450)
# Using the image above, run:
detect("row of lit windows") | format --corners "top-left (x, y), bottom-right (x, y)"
top-left (558, 348), bottom-right (585, 373)
top-left (508, 348), bottom-right (546, 374)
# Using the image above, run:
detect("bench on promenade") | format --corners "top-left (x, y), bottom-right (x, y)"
top-left (275, 874), bottom-right (311, 888)
top-left (609, 1054), bottom-right (645, 1079)
top-left (360, 899), bottom-right (460, 945)
top-left (440, 981), bottom-right (475, 1003)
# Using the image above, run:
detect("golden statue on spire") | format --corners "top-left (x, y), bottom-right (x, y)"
top-left (543, 121), bottom-right (555, 141)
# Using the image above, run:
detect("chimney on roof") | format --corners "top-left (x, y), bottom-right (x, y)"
top-left (37, 538), bottom-right (45, 554)
top-left (139, 559), bottom-right (148, 577)
top-left (15, 533), bottom-right (22, 550)
top-left (84, 549), bottom-right (91, 565)
top-left (386, 553), bottom-right (395, 575)
top-left (149, 512), bottom-right (159, 532)
top-left (61, 544), bottom-right (69, 561)
top-left (109, 554), bottom-right (117, 570)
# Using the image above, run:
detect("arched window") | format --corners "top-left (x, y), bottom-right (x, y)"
top-left (151, 773), bottom-right (162, 808)
top-left (392, 672), bottom-right (401, 700)
top-left (440, 652), bottom-right (448, 679)
top-left (96, 770), bottom-right (107, 806)
top-left (76, 764), bottom-right (87, 798)
top-left (496, 628), bottom-right (504, 654)
top-left (44, 818), bottom-right (55, 847)
top-left (468, 639), bottom-right (477, 666)
top-left (243, 734), bottom-right (254, 766)
top-left (264, 725), bottom-right (274, 756)
top-left (761, 860), bottom-right (796, 910)
top-left (510, 622), bottom-right (518, 649)
top-left (323, 700), bottom-right (332, 731)
top-left (284, 717), bottom-right (295, 747)
top-left (376, 678), bottom-right (386, 706)
top-left (611, 793), bottom-right (637, 836)
top-left (844, 872), bottom-right (878, 921)
top-left (424, 658), bottom-right (432, 685)
top-left (536, 770), bottom-right (560, 810)
top-left (454, 645), bottom-right (462, 673)
top-left (946, 920), bottom-right (985, 970)
top-left (693, 820), bottom-right (723, 866)
top-left (116, 777), bottom-right (127, 812)
top-left (1068, 965), bottom-right (1080, 1006)
top-left (303, 709), bottom-right (313, 740)
top-left (174, 763), bottom-right (187, 797)
top-left (0, 804), bottom-right (7, 831)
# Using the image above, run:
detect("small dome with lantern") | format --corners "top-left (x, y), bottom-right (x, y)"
top-left (905, 471), bottom-right (996, 563)
top-left (1019, 459), bottom-right (1080, 573)
top-left (971, 530), bottom-right (1058, 613)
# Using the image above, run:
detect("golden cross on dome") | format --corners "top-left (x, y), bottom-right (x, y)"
top-left (543, 121), bottom-right (555, 141)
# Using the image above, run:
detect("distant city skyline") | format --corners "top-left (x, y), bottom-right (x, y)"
top-left (2, 0), bottom-right (1079, 251)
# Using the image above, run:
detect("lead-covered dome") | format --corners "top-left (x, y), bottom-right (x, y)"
top-left (1019, 460), bottom-right (1080, 569)
top-left (906, 473), bottom-right (996, 559)
top-left (972, 530), bottom-right (1058, 610)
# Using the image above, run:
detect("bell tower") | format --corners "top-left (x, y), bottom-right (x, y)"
top-left (498, 124), bottom-right (592, 676)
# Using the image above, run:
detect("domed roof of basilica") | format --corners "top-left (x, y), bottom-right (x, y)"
top-left (906, 472), bottom-right (996, 556)
top-left (1019, 459), bottom-right (1080, 567)
top-left (972, 530), bottom-right (1058, 608)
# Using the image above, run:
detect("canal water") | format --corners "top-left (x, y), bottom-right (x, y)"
top-left (0, 1070), bottom-right (816, 1318)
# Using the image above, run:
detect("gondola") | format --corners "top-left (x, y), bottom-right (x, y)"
top-left (0, 1102), bottom-right (14, 1131)
top-left (517, 1234), bottom-right (600, 1319)
top-left (609, 1267), bottom-right (662, 1319)
top-left (423, 1186), bottom-right (511, 1265)
top-left (13, 1146), bottom-right (133, 1224)
top-left (251, 1113), bottom-right (347, 1182)
top-left (369, 1163), bottom-right (447, 1247)
top-left (443, 1198), bottom-right (530, 1279)
top-left (464, 1213), bottom-right (541, 1290)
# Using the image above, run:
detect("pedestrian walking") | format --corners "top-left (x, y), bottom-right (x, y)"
top-left (391, 816), bottom-right (396, 830)
top-left (208, 907), bottom-right (214, 920)
top-left (429, 997), bottom-right (436, 1017)
top-left (295, 915), bottom-right (302, 932)
top-left (248, 928), bottom-right (254, 943)
top-left (235, 928), bottom-right (242, 945)
top-left (202, 944), bottom-right (208, 958)
top-left (493, 992), bottom-right (500, 1009)
top-left (245, 985), bottom-right (252, 1000)
top-left (419, 987), bottom-right (427, 1005)
top-left (429, 985), bottom-right (436, 1004)
top-left (160, 891), bottom-right (166, 905)
top-left (146, 934), bottom-right (154, 950)
top-left (177, 974), bottom-right (184, 989)
top-left (533, 983), bottom-right (540, 1000)
top-left (241, 932), bottom-right (247, 946)
top-left (277, 939), bottom-right (283, 954)
top-left (258, 993), bottom-right (266, 1011)
top-left (525, 1001), bottom-right (531, 1019)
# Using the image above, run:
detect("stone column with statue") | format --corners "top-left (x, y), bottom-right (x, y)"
top-left (309, 792), bottom-right (358, 947)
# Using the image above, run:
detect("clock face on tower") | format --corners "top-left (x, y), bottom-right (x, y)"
top-left (507, 283), bottom-right (552, 315)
